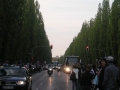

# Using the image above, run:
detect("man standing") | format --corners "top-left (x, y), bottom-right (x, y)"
top-left (102, 56), bottom-right (119, 90)
top-left (97, 58), bottom-right (107, 90)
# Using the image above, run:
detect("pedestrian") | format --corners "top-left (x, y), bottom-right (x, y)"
top-left (97, 58), bottom-right (107, 90)
top-left (29, 63), bottom-right (32, 73)
top-left (80, 65), bottom-right (94, 90)
top-left (38, 64), bottom-right (41, 72)
top-left (91, 64), bottom-right (98, 90)
top-left (102, 56), bottom-right (119, 90)
top-left (76, 61), bottom-right (83, 90)
top-left (70, 65), bottom-right (79, 90)
top-left (90, 64), bottom-right (96, 76)
top-left (3, 61), bottom-right (8, 67)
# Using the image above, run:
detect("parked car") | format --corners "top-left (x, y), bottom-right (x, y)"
top-left (0, 66), bottom-right (32, 90)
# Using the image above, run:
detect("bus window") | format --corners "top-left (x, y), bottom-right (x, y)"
top-left (67, 57), bottom-right (78, 66)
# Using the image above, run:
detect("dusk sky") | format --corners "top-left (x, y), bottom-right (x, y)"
top-left (38, 0), bottom-right (114, 57)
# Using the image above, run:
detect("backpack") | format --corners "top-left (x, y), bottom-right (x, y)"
top-left (70, 70), bottom-right (76, 81)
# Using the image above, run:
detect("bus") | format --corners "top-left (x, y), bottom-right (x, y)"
top-left (63, 56), bottom-right (80, 73)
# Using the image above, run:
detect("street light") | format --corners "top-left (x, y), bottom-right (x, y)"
top-left (94, 49), bottom-right (106, 58)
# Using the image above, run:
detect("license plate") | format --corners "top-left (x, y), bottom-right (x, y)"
top-left (2, 86), bottom-right (14, 89)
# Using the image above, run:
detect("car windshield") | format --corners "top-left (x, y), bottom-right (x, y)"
top-left (0, 68), bottom-right (26, 77)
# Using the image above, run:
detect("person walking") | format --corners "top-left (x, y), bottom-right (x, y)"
top-left (70, 65), bottom-right (79, 90)
top-left (102, 56), bottom-right (119, 90)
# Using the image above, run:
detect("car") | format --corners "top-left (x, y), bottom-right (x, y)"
top-left (0, 66), bottom-right (32, 90)
top-left (56, 64), bottom-right (62, 72)
top-left (52, 65), bottom-right (57, 69)
top-left (57, 66), bottom-right (61, 72)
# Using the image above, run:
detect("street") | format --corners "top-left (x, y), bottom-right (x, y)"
top-left (32, 70), bottom-right (72, 90)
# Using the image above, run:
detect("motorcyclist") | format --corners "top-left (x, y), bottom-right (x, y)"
top-left (47, 64), bottom-right (53, 76)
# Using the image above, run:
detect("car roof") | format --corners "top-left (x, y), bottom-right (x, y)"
top-left (3, 66), bottom-right (25, 69)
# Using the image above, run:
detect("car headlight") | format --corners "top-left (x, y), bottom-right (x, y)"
top-left (65, 67), bottom-right (70, 72)
top-left (17, 81), bottom-right (26, 85)
top-left (49, 68), bottom-right (52, 70)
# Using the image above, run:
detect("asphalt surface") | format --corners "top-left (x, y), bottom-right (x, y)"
top-left (32, 70), bottom-right (72, 90)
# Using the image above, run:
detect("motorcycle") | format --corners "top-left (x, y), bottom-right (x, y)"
top-left (47, 68), bottom-right (53, 76)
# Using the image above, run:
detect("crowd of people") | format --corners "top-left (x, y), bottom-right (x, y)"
top-left (0, 60), bottom-right (48, 74)
top-left (0, 56), bottom-right (120, 90)
top-left (70, 56), bottom-right (120, 90)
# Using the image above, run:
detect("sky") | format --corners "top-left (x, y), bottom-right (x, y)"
top-left (38, 0), bottom-right (114, 57)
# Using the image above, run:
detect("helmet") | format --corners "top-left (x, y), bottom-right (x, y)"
top-left (106, 56), bottom-right (114, 61)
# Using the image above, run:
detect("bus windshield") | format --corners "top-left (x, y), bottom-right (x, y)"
top-left (65, 57), bottom-right (79, 66)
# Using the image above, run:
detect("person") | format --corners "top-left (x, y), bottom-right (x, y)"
top-left (97, 58), bottom-right (107, 90)
top-left (71, 65), bottom-right (79, 90)
top-left (90, 64), bottom-right (96, 76)
top-left (3, 61), bottom-right (8, 67)
top-left (29, 63), bottom-right (32, 73)
top-left (102, 56), bottom-right (119, 90)
top-left (80, 65), bottom-right (94, 90)
top-left (91, 64), bottom-right (98, 90)
top-left (19, 59), bottom-right (23, 68)
top-left (38, 64), bottom-right (42, 72)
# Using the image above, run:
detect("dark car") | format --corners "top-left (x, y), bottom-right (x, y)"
top-left (0, 66), bottom-right (32, 90)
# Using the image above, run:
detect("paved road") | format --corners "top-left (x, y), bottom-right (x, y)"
top-left (32, 70), bottom-right (72, 90)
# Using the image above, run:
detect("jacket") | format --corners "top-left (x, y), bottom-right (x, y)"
top-left (80, 71), bottom-right (94, 86)
top-left (102, 63), bottom-right (119, 89)
top-left (73, 68), bottom-right (79, 79)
